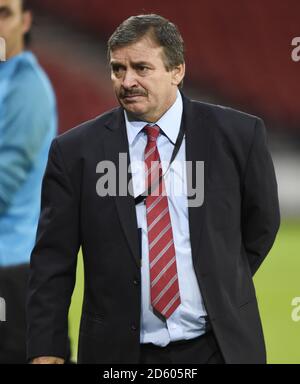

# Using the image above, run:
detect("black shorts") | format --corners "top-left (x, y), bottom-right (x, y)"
top-left (0, 264), bottom-right (29, 364)
top-left (0, 264), bottom-right (72, 364)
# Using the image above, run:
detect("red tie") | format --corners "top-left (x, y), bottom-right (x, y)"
top-left (144, 125), bottom-right (181, 319)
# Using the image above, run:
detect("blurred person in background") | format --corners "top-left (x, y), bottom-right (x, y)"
top-left (27, 14), bottom-right (280, 364)
top-left (0, 0), bottom-right (57, 363)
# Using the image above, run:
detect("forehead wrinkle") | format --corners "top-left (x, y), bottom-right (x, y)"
top-left (111, 58), bottom-right (153, 67)
top-left (111, 37), bottom-right (164, 61)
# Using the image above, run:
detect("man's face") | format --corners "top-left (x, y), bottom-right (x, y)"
top-left (110, 35), bottom-right (185, 122)
top-left (0, 0), bottom-right (31, 59)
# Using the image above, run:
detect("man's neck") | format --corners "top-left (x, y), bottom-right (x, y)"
top-left (7, 44), bottom-right (24, 61)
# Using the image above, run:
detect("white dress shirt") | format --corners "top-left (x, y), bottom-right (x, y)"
top-left (125, 91), bottom-right (208, 346)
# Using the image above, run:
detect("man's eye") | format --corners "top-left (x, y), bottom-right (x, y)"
top-left (0, 9), bottom-right (11, 18)
top-left (137, 66), bottom-right (148, 73)
top-left (112, 66), bottom-right (125, 75)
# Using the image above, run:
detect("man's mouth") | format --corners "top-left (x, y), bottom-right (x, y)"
top-left (120, 90), bottom-right (147, 100)
top-left (122, 94), bottom-right (144, 98)
top-left (121, 95), bottom-right (146, 104)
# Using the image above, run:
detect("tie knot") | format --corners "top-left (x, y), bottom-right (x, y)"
top-left (144, 125), bottom-right (160, 142)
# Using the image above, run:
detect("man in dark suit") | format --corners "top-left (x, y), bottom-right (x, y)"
top-left (27, 14), bottom-right (280, 364)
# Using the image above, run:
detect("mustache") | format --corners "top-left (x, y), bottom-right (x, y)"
top-left (119, 88), bottom-right (147, 98)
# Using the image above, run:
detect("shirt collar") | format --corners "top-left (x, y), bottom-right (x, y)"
top-left (0, 51), bottom-right (35, 76)
top-left (125, 90), bottom-right (183, 146)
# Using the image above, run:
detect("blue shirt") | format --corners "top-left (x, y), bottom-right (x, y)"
top-left (0, 51), bottom-right (57, 266)
top-left (125, 91), bottom-right (208, 347)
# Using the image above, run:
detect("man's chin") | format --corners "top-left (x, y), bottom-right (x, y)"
top-left (121, 102), bottom-right (147, 118)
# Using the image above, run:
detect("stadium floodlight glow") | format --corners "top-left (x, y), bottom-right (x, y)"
top-left (0, 37), bottom-right (6, 62)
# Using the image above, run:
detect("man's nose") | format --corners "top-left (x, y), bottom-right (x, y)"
top-left (122, 69), bottom-right (138, 88)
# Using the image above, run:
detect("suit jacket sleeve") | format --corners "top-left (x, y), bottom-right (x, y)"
top-left (241, 118), bottom-right (280, 276)
top-left (27, 138), bottom-right (80, 361)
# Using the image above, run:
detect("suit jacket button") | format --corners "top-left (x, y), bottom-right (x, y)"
top-left (133, 279), bottom-right (140, 286)
top-left (131, 325), bottom-right (137, 331)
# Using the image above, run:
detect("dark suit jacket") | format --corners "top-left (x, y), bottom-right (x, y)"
top-left (27, 95), bottom-right (280, 364)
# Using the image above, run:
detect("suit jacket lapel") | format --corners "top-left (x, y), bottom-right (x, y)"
top-left (183, 95), bottom-right (213, 271)
top-left (103, 108), bottom-right (141, 269)
top-left (102, 96), bottom-right (213, 272)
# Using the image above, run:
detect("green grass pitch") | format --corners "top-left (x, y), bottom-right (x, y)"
top-left (68, 220), bottom-right (300, 363)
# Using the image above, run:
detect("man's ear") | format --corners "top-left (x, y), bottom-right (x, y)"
top-left (22, 11), bottom-right (32, 36)
top-left (171, 63), bottom-right (185, 86)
